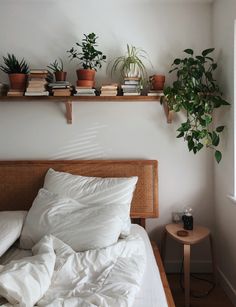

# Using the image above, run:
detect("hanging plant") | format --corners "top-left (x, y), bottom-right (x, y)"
top-left (164, 48), bottom-right (230, 163)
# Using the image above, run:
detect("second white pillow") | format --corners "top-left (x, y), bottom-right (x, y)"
top-left (20, 189), bottom-right (126, 252)
top-left (43, 168), bottom-right (138, 236)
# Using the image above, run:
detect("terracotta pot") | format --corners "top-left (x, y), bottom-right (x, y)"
top-left (76, 80), bottom-right (95, 87)
top-left (55, 71), bottom-right (67, 82)
top-left (76, 69), bottom-right (95, 81)
top-left (150, 74), bottom-right (165, 90)
top-left (8, 73), bottom-right (27, 90)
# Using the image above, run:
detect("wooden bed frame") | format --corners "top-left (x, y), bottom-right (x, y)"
top-left (0, 159), bottom-right (175, 307)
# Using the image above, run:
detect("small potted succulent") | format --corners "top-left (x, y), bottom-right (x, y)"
top-left (47, 58), bottom-right (67, 81)
top-left (67, 32), bottom-right (106, 87)
top-left (0, 54), bottom-right (29, 90)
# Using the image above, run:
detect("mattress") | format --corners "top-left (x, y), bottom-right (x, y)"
top-left (0, 224), bottom-right (168, 307)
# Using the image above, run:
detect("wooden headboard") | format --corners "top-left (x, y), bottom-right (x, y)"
top-left (0, 160), bottom-right (158, 219)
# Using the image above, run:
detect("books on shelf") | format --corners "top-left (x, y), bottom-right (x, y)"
top-left (30, 69), bottom-right (48, 74)
top-left (123, 92), bottom-right (141, 96)
top-left (53, 89), bottom-right (72, 97)
top-left (74, 87), bottom-right (96, 96)
top-left (7, 89), bottom-right (24, 96)
top-left (147, 90), bottom-right (164, 96)
top-left (100, 83), bottom-right (118, 96)
top-left (25, 91), bottom-right (49, 96)
top-left (121, 77), bottom-right (141, 96)
top-left (25, 69), bottom-right (49, 96)
top-left (0, 83), bottom-right (9, 96)
top-left (48, 81), bottom-right (72, 96)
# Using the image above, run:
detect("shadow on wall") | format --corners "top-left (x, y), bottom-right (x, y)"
top-left (50, 123), bottom-right (109, 160)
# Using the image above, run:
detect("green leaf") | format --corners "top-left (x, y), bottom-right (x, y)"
top-left (215, 150), bottom-right (222, 163)
top-left (196, 56), bottom-right (205, 63)
top-left (212, 63), bottom-right (217, 70)
top-left (184, 49), bottom-right (194, 55)
top-left (177, 132), bottom-right (184, 138)
top-left (202, 114), bottom-right (212, 125)
top-left (221, 99), bottom-right (230, 106)
top-left (212, 132), bottom-right (220, 146)
top-left (216, 126), bottom-right (225, 132)
top-left (188, 139), bottom-right (194, 151)
top-left (197, 143), bottom-right (204, 151)
top-left (173, 58), bottom-right (181, 65)
top-left (202, 48), bottom-right (215, 57)
top-left (193, 147), bottom-right (198, 154)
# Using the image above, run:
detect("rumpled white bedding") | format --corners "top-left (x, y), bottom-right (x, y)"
top-left (0, 233), bottom-right (146, 307)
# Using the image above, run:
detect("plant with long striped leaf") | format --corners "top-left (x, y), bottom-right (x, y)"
top-left (109, 44), bottom-right (149, 82)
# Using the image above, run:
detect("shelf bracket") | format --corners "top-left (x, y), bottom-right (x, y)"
top-left (162, 97), bottom-right (173, 124)
top-left (65, 100), bottom-right (72, 124)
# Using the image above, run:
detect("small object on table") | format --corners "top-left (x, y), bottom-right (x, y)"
top-left (182, 207), bottom-right (193, 230)
top-left (177, 230), bottom-right (188, 237)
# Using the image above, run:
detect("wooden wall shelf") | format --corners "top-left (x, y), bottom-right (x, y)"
top-left (0, 95), bottom-right (172, 124)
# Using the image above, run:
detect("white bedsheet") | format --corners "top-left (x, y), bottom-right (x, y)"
top-left (0, 225), bottom-right (168, 307)
top-left (131, 225), bottom-right (168, 307)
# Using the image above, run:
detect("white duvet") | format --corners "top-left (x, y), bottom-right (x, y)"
top-left (0, 234), bottom-right (146, 307)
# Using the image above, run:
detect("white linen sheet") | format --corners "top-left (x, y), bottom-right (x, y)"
top-left (0, 225), bottom-right (168, 307)
top-left (0, 232), bottom-right (146, 307)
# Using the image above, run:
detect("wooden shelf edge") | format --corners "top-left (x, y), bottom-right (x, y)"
top-left (0, 95), bottom-right (161, 101)
top-left (0, 95), bottom-right (173, 124)
top-left (65, 100), bottom-right (72, 124)
top-left (162, 98), bottom-right (173, 124)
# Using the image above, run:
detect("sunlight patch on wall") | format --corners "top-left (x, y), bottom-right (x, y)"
top-left (50, 123), bottom-right (109, 160)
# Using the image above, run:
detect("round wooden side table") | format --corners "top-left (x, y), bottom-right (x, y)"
top-left (161, 223), bottom-right (216, 307)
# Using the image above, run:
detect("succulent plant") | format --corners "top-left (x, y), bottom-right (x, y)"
top-left (0, 54), bottom-right (29, 74)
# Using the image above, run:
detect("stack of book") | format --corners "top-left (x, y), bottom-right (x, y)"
top-left (100, 84), bottom-right (118, 96)
top-left (0, 83), bottom-right (9, 96)
top-left (7, 89), bottom-right (24, 96)
top-left (25, 70), bottom-right (49, 96)
top-left (121, 77), bottom-right (141, 96)
top-left (48, 81), bottom-right (72, 96)
top-left (74, 87), bottom-right (96, 96)
top-left (147, 90), bottom-right (164, 97)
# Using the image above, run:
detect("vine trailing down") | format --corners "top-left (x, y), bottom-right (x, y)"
top-left (164, 48), bottom-right (230, 163)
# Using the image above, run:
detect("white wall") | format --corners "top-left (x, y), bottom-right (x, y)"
top-left (212, 0), bottom-right (236, 303)
top-left (0, 0), bottom-right (214, 270)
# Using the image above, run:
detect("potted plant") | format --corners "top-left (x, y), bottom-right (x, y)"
top-left (164, 48), bottom-right (230, 163)
top-left (149, 74), bottom-right (165, 90)
top-left (0, 54), bottom-right (29, 90)
top-left (47, 58), bottom-right (67, 81)
top-left (67, 32), bottom-right (106, 87)
top-left (109, 44), bottom-right (149, 83)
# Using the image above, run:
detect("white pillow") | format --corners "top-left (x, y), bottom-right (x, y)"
top-left (0, 211), bottom-right (27, 257)
top-left (43, 168), bottom-right (138, 236)
top-left (20, 189), bottom-right (126, 251)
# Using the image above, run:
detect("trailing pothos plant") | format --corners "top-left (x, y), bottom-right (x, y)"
top-left (164, 48), bottom-right (230, 163)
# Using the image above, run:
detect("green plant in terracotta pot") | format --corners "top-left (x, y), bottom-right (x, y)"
top-left (67, 32), bottom-right (106, 87)
top-left (0, 54), bottom-right (29, 91)
top-left (164, 48), bottom-right (230, 163)
top-left (47, 58), bottom-right (67, 82)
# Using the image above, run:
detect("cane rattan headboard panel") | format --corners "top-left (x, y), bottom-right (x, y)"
top-left (0, 160), bottom-right (158, 218)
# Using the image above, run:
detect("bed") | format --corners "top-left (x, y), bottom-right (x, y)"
top-left (0, 160), bottom-right (175, 307)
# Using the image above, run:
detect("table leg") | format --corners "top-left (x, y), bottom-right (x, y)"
top-left (161, 229), bottom-right (167, 261)
top-left (184, 244), bottom-right (190, 307)
top-left (209, 234), bottom-right (217, 283)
